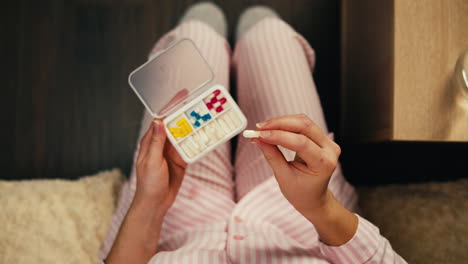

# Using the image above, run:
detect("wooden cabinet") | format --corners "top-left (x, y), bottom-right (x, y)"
top-left (341, 0), bottom-right (468, 142)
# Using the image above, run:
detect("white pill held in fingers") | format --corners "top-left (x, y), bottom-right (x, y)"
top-left (243, 130), bottom-right (260, 138)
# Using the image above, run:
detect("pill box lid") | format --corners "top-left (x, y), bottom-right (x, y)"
top-left (128, 39), bottom-right (215, 118)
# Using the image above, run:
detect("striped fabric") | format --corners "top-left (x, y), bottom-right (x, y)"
top-left (99, 18), bottom-right (406, 263)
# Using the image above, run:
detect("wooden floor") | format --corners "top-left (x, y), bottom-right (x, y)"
top-left (4, 0), bottom-right (467, 184)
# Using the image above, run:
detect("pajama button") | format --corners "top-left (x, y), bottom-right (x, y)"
top-left (188, 187), bottom-right (198, 199)
top-left (234, 216), bottom-right (243, 223)
top-left (233, 235), bottom-right (245, 240)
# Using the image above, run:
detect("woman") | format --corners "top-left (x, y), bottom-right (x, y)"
top-left (100, 3), bottom-right (406, 263)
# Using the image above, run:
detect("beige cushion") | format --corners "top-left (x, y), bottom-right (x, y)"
top-left (358, 178), bottom-right (468, 264)
top-left (0, 169), bottom-right (467, 264)
top-left (0, 169), bottom-right (124, 264)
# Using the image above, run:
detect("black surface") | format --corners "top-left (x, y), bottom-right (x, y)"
top-left (3, 0), bottom-right (466, 185)
top-left (340, 141), bottom-right (468, 186)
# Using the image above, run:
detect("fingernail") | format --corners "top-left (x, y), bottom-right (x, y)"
top-left (250, 139), bottom-right (263, 149)
top-left (153, 120), bottom-right (161, 134)
top-left (256, 122), bottom-right (266, 128)
top-left (260, 131), bottom-right (271, 138)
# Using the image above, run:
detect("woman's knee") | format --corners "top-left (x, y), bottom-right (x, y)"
top-left (236, 17), bottom-right (295, 49)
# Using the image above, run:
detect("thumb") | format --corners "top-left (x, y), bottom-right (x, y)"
top-left (148, 119), bottom-right (166, 163)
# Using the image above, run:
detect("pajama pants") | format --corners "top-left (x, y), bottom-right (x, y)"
top-left (100, 17), bottom-right (358, 261)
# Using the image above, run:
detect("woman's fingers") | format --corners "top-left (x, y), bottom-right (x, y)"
top-left (258, 130), bottom-right (328, 169)
top-left (257, 114), bottom-right (332, 149)
top-left (253, 139), bottom-right (292, 186)
top-left (166, 142), bottom-right (187, 191)
top-left (137, 121), bottom-right (155, 163)
top-left (137, 119), bottom-right (167, 166)
top-left (146, 120), bottom-right (166, 164)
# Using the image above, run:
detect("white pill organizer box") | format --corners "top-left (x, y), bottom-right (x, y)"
top-left (128, 39), bottom-right (247, 163)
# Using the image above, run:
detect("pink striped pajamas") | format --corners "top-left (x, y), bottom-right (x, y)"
top-left (100, 18), bottom-right (406, 263)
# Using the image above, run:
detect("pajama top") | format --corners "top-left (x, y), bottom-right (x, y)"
top-left (100, 17), bottom-right (406, 264)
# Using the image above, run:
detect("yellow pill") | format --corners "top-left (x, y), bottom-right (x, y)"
top-left (169, 118), bottom-right (193, 138)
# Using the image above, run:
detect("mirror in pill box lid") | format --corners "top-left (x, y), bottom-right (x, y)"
top-left (128, 39), bottom-right (215, 118)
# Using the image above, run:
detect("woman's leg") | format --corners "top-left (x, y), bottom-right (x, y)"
top-left (100, 20), bottom-right (234, 259)
top-left (233, 17), bottom-right (357, 210)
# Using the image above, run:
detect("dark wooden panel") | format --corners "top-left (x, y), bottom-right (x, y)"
top-left (5, 0), bottom-right (467, 185)
top-left (11, 0), bottom-right (159, 179)
top-left (14, 0), bottom-right (62, 179)
top-left (6, 0), bottom-right (342, 180)
top-left (1, 1), bottom-right (20, 177)
top-left (341, 0), bottom-right (394, 142)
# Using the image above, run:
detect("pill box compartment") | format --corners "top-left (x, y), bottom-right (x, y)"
top-left (203, 88), bottom-right (231, 116)
top-left (184, 101), bottom-right (213, 129)
top-left (166, 115), bottom-right (194, 142)
top-left (163, 85), bottom-right (246, 163)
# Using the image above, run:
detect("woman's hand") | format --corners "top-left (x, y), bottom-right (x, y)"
top-left (106, 119), bottom-right (187, 264)
top-left (252, 114), bottom-right (340, 216)
top-left (252, 114), bottom-right (358, 246)
top-left (134, 119), bottom-right (187, 216)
